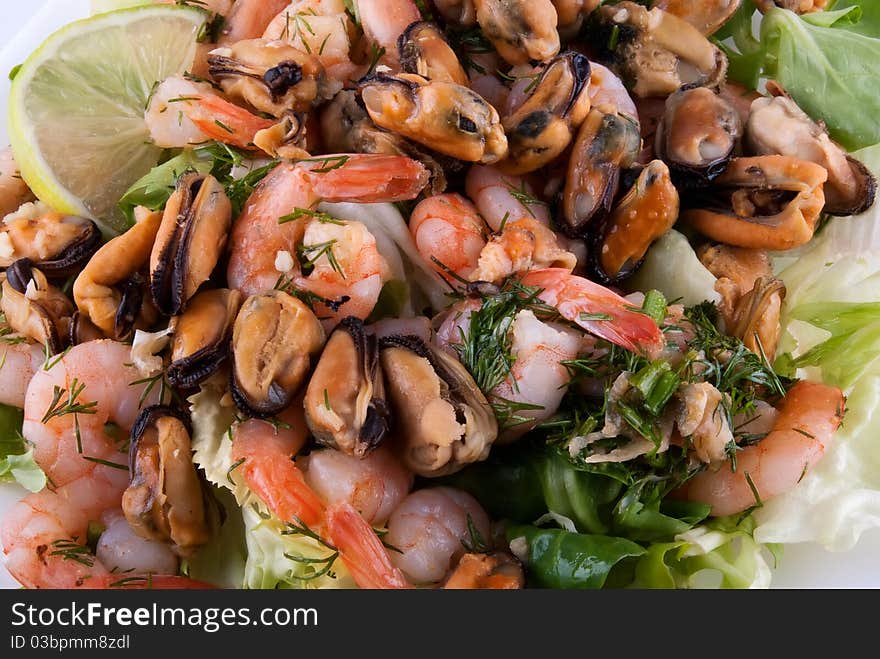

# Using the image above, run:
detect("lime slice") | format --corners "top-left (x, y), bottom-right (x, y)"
top-left (8, 5), bottom-right (207, 235)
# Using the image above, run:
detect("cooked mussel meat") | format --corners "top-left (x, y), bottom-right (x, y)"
top-left (304, 316), bottom-right (389, 457)
top-left (399, 22), bottom-right (469, 85)
top-left (72, 208), bottom-right (161, 340)
top-left (500, 51), bottom-right (592, 175)
top-left (122, 405), bottom-right (218, 557)
top-left (746, 93), bottom-right (875, 216)
top-left (562, 107), bottom-right (642, 237)
top-left (592, 160), bottom-right (679, 283)
top-left (473, 0), bottom-right (560, 65)
top-left (208, 39), bottom-right (327, 116)
top-left (167, 288), bottom-right (242, 389)
top-left (253, 110), bottom-right (311, 160)
top-left (590, 2), bottom-right (728, 98)
top-left (150, 173), bottom-right (232, 317)
top-left (230, 290), bottom-right (325, 418)
top-left (683, 155), bottom-right (828, 250)
top-left (1, 259), bottom-right (73, 353)
top-left (0, 204), bottom-right (100, 278)
top-left (379, 334), bottom-right (498, 477)
top-left (359, 73), bottom-right (508, 164)
top-left (656, 86), bottom-right (741, 186)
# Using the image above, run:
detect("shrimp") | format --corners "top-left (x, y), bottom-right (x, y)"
top-left (1, 341), bottom-right (182, 589)
top-left (680, 380), bottom-right (845, 517)
top-left (383, 487), bottom-right (490, 585)
top-left (589, 61), bottom-right (638, 121)
top-left (263, 1), bottom-right (359, 85)
top-left (520, 268), bottom-right (665, 357)
top-left (219, 0), bottom-right (291, 43)
top-left (145, 76), bottom-right (274, 149)
top-left (465, 164), bottom-right (551, 231)
top-left (409, 194), bottom-right (488, 282)
top-left (226, 153), bottom-right (428, 317)
top-left (356, 0), bottom-right (422, 66)
top-left (0, 147), bottom-right (34, 217)
top-left (232, 403), bottom-right (413, 588)
top-left (0, 339), bottom-right (45, 408)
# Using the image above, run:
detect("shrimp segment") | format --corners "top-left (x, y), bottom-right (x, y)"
top-left (0, 341), bottom-right (45, 408)
top-left (681, 380), bottom-right (845, 517)
top-left (410, 194), bottom-right (488, 281)
top-left (520, 268), bottom-right (665, 356)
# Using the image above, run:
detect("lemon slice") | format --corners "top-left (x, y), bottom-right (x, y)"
top-left (8, 5), bottom-right (207, 235)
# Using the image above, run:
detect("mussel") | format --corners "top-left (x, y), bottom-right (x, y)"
top-left (253, 110), bottom-right (311, 160)
top-left (753, 0), bottom-right (827, 14)
top-left (150, 173), bottom-right (232, 317)
top-left (0, 258), bottom-right (73, 354)
top-left (122, 405), bottom-right (218, 557)
top-left (359, 73), bottom-right (508, 164)
top-left (320, 90), bottom-right (449, 195)
top-left (208, 38), bottom-right (328, 117)
top-left (0, 204), bottom-right (101, 278)
top-left (746, 93), bottom-right (876, 216)
top-left (591, 160), bottom-right (680, 283)
top-left (562, 107), bottom-right (642, 238)
top-left (473, 0), bottom-right (560, 65)
top-left (655, 86), bottom-right (742, 187)
top-left (379, 335), bottom-right (498, 478)
top-left (651, 0), bottom-right (742, 36)
top-left (304, 317), bottom-right (389, 457)
top-left (230, 290), bottom-right (325, 418)
top-left (500, 51), bottom-right (592, 175)
top-left (73, 202), bottom-right (162, 341)
top-left (590, 2), bottom-right (728, 98)
top-left (398, 22), bottom-right (469, 85)
top-left (683, 155), bottom-right (828, 250)
top-left (167, 288), bottom-right (242, 389)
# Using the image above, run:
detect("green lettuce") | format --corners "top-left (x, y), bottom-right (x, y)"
top-left (0, 403), bottom-right (46, 493)
top-left (723, 4), bottom-right (880, 150)
top-left (184, 487), bottom-right (248, 588)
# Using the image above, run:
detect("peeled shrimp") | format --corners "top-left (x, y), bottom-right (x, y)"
top-left (0, 147), bottom-right (34, 217)
top-left (220, 0), bottom-right (291, 44)
top-left (356, 0), bottom-right (422, 66)
top-left (410, 193), bottom-right (488, 282)
top-left (226, 154), bottom-right (428, 320)
top-left (145, 76), bottom-right (274, 149)
top-left (465, 164), bottom-right (551, 232)
top-left (681, 380), bottom-right (845, 517)
top-left (383, 487), bottom-right (490, 585)
top-left (0, 340), bottom-right (45, 408)
top-left (520, 268), bottom-right (665, 357)
top-left (588, 61), bottom-right (638, 121)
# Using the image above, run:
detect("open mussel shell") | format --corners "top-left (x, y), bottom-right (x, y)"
top-left (123, 405), bottom-right (218, 557)
top-left (655, 86), bottom-right (741, 188)
top-left (167, 288), bottom-right (242, 390)
top-left (378, 334), bottom-right (498, 478)
top-left (562, 107), bottom-right (642, 238)
top-left (0, 258), bottom-right (73, 354)
top-left (304, 316), bottom-right (389, 457)
top-left (230, 290), bottom-right (325, 418)
top-left (590, 160), bottom-right (680, 284)
top-left (0, 213), bottom-right (101, 278)
top-left (398, 21), bottom-right (469, 85)
top-left (150, 173), bottom-right (232, 317)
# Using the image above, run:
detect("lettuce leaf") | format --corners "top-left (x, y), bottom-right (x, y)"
top-left (724, 6), bottom-right (880, 150)
top-left (184, 487), bottom-right (249, 588)
top-left (0, 403), bottom-right (46, 493)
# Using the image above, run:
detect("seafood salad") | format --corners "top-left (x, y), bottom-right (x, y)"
top-left (1, 0), bottom-right (879, 590)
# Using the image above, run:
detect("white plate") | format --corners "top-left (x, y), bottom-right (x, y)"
top-left (2, 0), bottom-right (879, 589)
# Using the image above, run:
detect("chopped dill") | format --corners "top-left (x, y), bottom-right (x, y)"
top-left (49, 538), bottom-right (94, 567)
top-left (297, 239), bottom-right (345, 277)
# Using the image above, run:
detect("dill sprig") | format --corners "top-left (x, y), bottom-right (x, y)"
top-left (278, 207), bottom-right (345, 225)
top-left (41, 379), bottom-right (97, 424)
top-left (49, 538), bottom-right (95, 567)
top-left (195, 143), bottom-right (280, 215)
top-left (506, 181), bottom-right (547, 218)
top-left (297, 239), bottom-right (345, 277)
top-left (281, 516), bottom-right (339, 581)
top-left (298, 155), bottom-right (350, 173)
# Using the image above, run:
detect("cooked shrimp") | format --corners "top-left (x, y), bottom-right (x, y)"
top-left (0, 147), bottom-right (34, 217)
top-left (589, 61), bottom-right (638, 121)
top-left (410, 193), bottom-right (488, 282)
top-left (145, 76), bottom-right (274, 149)
top-left (219, 0), bottom-right (291, 43)
top-left (356, 0), bottom-right (422, 67)
top-left (465, 164), bottom-right (551, 231)
top-left (263, 1), bottom-right (359, 85)
top-left (301, 446), bottom-right (413, 526)
top-left (0, 339), bottom-right (45, 408)
top-left (24, 340), bottom-right (158, 492)
top-left (470, 217), bottom-right (577, 283)
top-left (681, 380), bottom-right (845, 517)
top-left (95, 510), bottom-right (178, 575)
top-left (466, 52), bottom-right (510, 110)
top-left (520, 268), bottom-right (665, 357)
top-left (226, 154), bottom-right (428, 304)
top-left (383, 487), bottom-right (491, 585)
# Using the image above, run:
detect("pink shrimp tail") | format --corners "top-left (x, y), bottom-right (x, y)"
top-left (520, 268), bottom-right (665, 357)
top-left (324, 502), bottom-right (412, 590)
top-left (188, 95), bottom-right (275, 149)
top-left (299, 154), bottom-right (430, 202)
